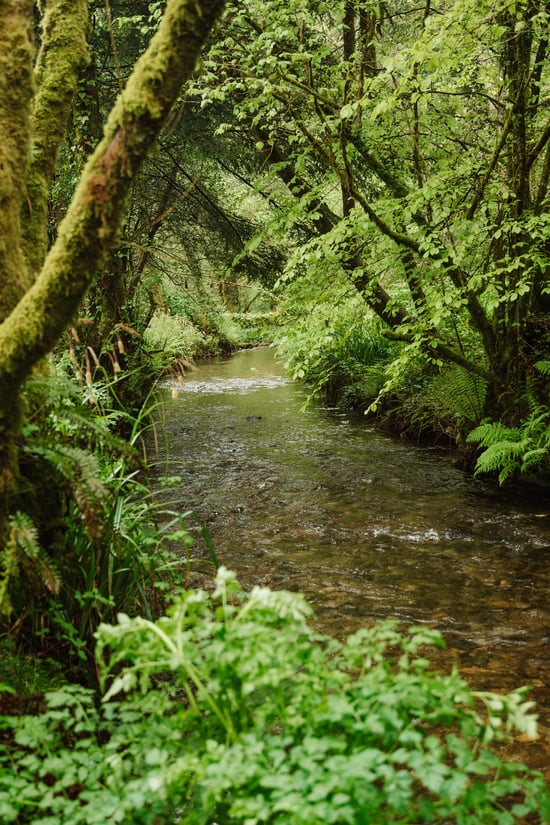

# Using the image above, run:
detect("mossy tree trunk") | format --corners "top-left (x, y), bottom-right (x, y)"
top-left (0, 0), bottom-right (226, 550)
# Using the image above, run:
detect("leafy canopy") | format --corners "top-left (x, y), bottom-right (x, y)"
top-left (192, 0), bottom-right (550, 424)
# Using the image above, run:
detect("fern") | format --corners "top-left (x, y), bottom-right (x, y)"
top-left (26, 443), bottom-right (108, 544)
top-left (0, 530), bottom-right (19, 618)
top-left (0, 512), bottom-right (60, 619)
top-left (467, 420), bottom-right (522, 447)
top-left (10, 369), bottom-right (190, 684)
top-left (522, 447), bottom-right (549, 472)
top-left (472, 439), bottom-right (530, 484)
top-left (429, 366), bottom-right (488, 424)
top-left (468, 407), bottom-right (550, 483)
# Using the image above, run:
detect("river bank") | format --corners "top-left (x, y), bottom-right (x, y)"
top-left (152, 347), bottom-right (550, 778)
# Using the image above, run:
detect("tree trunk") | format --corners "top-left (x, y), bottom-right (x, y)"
top-left (0, 0), bottom-right (226, 551)
top-left (0, 0), bottom-right (34, 323)
top-left (0, 0), bottom-right (40, 547)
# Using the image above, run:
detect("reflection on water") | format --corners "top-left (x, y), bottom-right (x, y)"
top-left (154, 347), bottom-right (550, 764)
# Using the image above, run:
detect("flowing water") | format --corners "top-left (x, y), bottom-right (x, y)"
top-left (154, 347), bottom-right (550, 770)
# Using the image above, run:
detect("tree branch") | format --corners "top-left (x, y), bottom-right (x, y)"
top-left (0, 0), bottom-right (226, 392)
top-left (382, 329), bottom-right (491, 381)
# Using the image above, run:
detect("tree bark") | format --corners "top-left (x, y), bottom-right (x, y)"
top-left (23, 0), bottom-right (90, 274)
top-left (0, 0), bottom-right (226, 550)
top-left (0, 0), bottom-right (34, 323)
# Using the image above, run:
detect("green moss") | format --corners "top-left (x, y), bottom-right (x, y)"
top-left (0, 391), bottom-right (23, 551)
top-left (24, 0), bottom-right (90, 275)
top-left (0, 0), bottom-right (226, 549)
top-left (0, 0), bottom-right (35, 321)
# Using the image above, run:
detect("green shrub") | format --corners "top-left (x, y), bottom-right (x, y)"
top-left (228, 311), bottom-right (280, 346)
top-left (373, 363), bottom-right (488, 445)
top-left (1, 569), bottom-right (548, 824)
top-left (276, 300), bottom-right (398, 409)
top-left (161, 279), bottom-right (253, 352)
top-left (143, 310), bottom-right (207, 367)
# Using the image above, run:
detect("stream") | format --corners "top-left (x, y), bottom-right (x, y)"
top-left (154, 346), bottom-right (550, 771)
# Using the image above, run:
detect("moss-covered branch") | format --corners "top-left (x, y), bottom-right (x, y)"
top-left (0, 0), bottom-right (226, 392)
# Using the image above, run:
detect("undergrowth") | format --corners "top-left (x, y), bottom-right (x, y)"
top-left (0, 568), bottom-right (548, 824)
top-left (276, 302), bottom-right (399, 410)
top-left (468, 406), bottom-right (550, 484)
top-left (0, 368), bottom-right (210, 686)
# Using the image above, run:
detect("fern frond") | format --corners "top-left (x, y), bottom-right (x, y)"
top-left (0, 527), bottom-right (20, 618)
top-left (430, 366), bottom-right (488, 423)
top-left (521, 447), bottom-right (549, 472)
top-left (469, 404), bottom-right (550, 482)
top-left (0, 513), bottom-right (61, 620)
top-left (473, 439), bottom-right (529, 484)
top-left (524, 407), bottom-right (550, 433)
top-left (534, 360), bottom-right (550, 376)
top-left (28, 444), bottom-right (108, 544)
top-left (467, 421), bottom-right (522, 447)
top-left (25, 371), bottom-right (139, 460)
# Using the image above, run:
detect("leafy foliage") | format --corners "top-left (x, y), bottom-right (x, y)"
top-left (63, 2), bottom-right (282, 377)
top-left (374, 362), bottom-right (489, 444)
top-left (275, 284), bottom-right (399, 408)
top-left (0, 512), bottom-right (60, 620)
top-left (190, 0), bottom-right (550, 429)
top-left (1, 570), bottom-right (548, 824)
top-left (1, 371), bottom-right (195, 684)
top-left (467, 406), bottom-right (550, 483)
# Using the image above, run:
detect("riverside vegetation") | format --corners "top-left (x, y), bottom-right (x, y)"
top-left (2, 325), bottom-right (550, 822)
top-left (1, 0), bottom-right (550, 821)
top-left (2, 567), bottom-right (550, 824)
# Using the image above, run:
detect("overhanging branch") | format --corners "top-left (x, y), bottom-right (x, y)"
top-left (0, 0), bottom-right (226, 392)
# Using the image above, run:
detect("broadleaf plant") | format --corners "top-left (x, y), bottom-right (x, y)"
top-left (1, 568), bottom-right (548, 824)
top-left (190, 0), bottom-right (550, 436)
